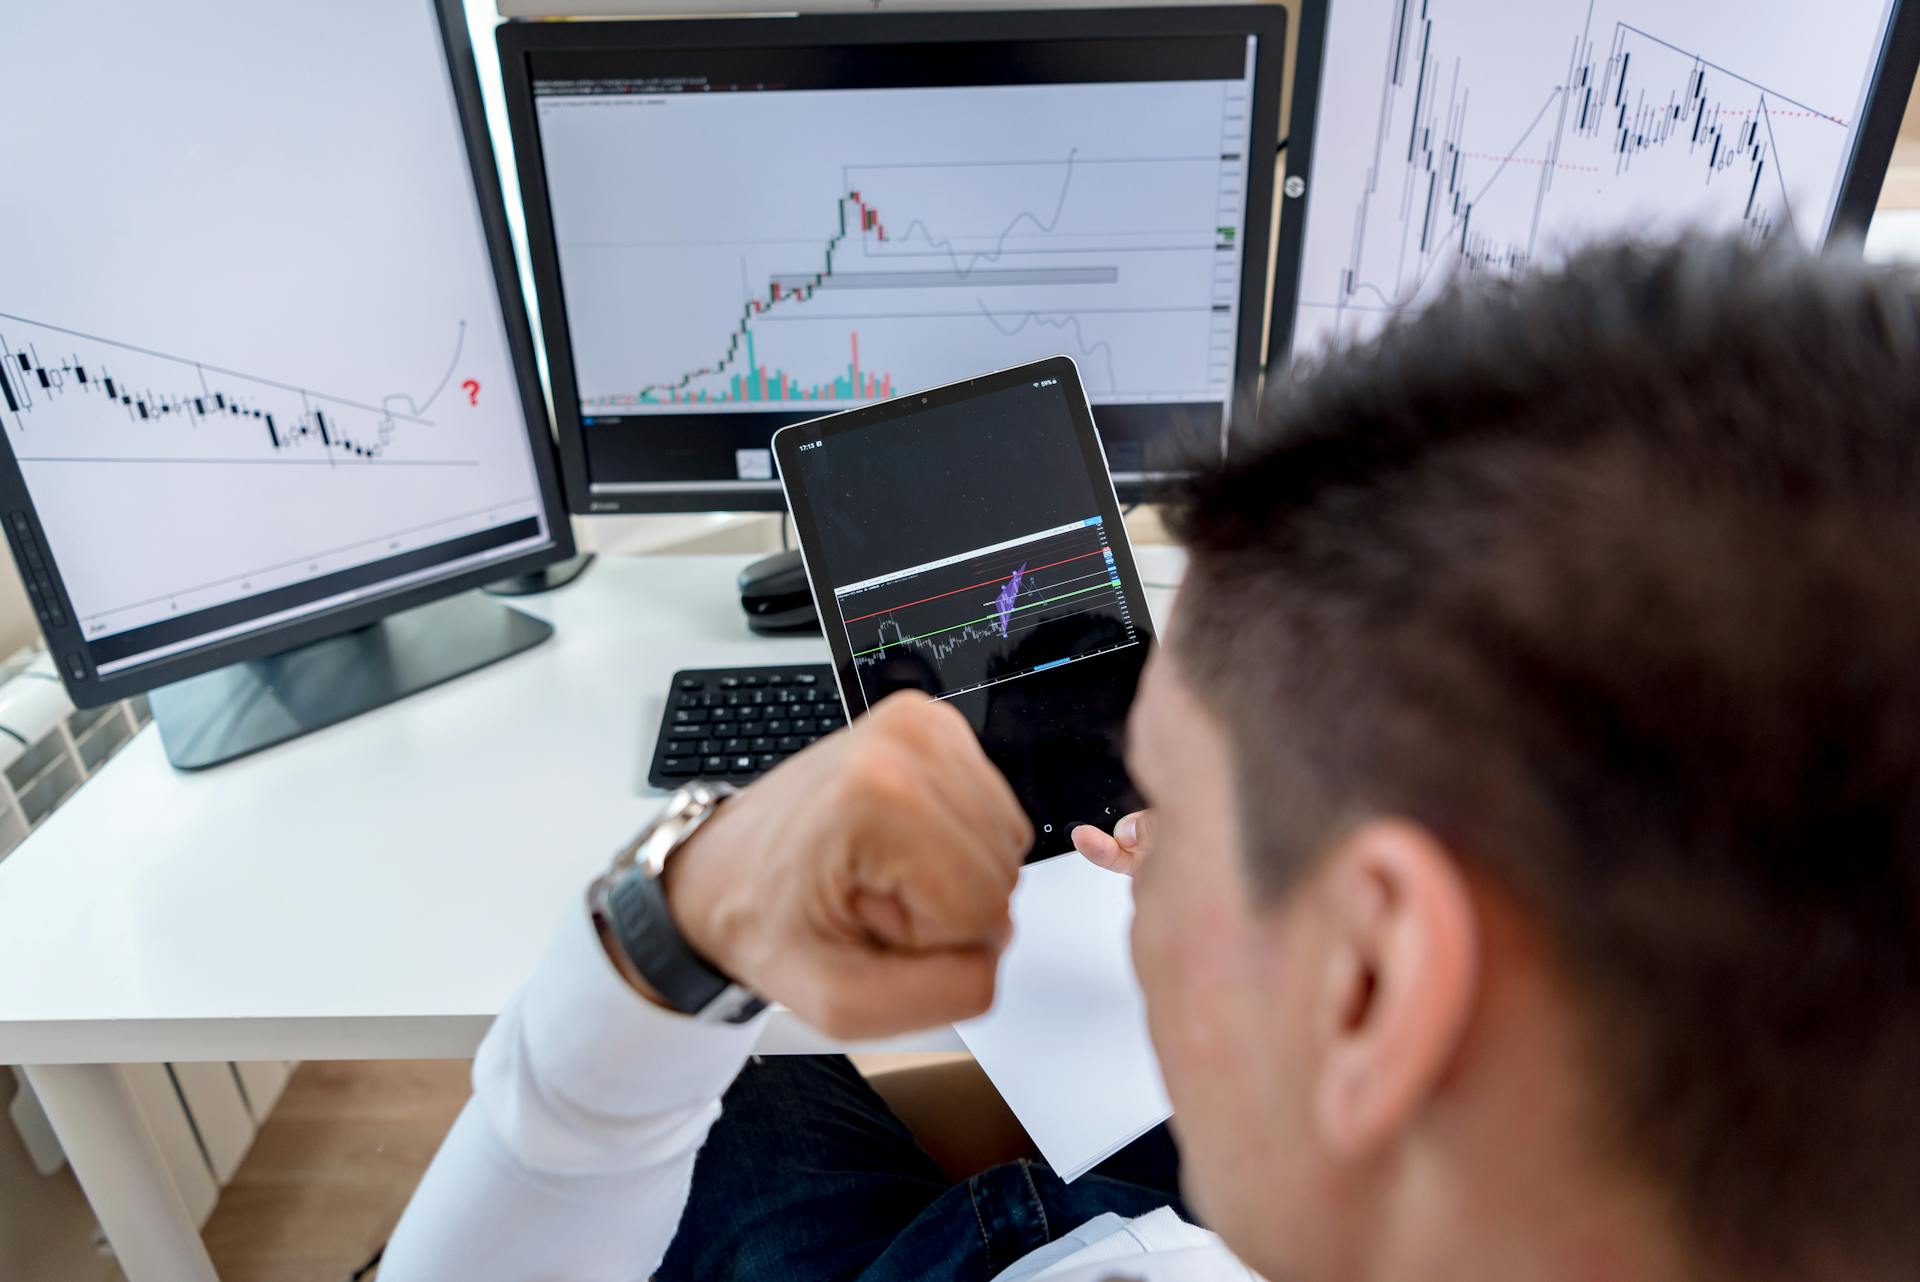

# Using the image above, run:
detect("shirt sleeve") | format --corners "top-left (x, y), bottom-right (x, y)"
top-left (379, 900), bottom-right (766, 1282)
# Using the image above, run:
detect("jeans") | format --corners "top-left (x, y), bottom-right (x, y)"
top-left (656, 1054), bottom-right (1186, 1282)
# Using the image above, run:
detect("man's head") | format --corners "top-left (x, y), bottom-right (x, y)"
top-left (1125, 237), bottom-right (1920, 1282)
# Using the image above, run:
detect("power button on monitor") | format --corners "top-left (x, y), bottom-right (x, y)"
top-left (64, 652), bottom-right (86, 681)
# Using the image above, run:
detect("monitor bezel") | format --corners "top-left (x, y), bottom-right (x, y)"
top-left (497, 5), bottom-right (1290, 515)
top-left (1262, 0), bottom-right (1920, 376)
top-left (0, 0), bottom-right (574, 709)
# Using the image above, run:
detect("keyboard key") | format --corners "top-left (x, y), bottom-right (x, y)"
top-left (703, 755), bottom-right (727, 773)
top-left (661, 756), bottom-right (698, 776)
top-left (742, 675), bottom-right (764, 687)
top-left (720, 676), bottom-right (740, 689)
top-left (670, 724), bottom-right (703, 739)
top-left (750, 736), bottom-right (775, 752)
top-left (699, 739), bottom-right (721, 755)
top-left (732, 755), bottom-right (754, 771)
top-left (711, 707), bottom-right (737, 723)
top-left (724, 737), bottom-right (748, 753)
top-left (777, 735), bottom-right (804, 751)
top-left (767, 674), bottom-right (787, 686)
top-left (766, 719), bottom-right (791, 735)
top-left (792, 718), bottom-right (817, 734)
top-left (796, 672), bottom-right (818, 684)
top-left (738, 706), bottom-right (764, 723)
top-left (678, 677), bottom-right (703, 691)
top-left (672, 708), bottom-right (708, 724)
top-left (757, 753), bottom-right (778, 769)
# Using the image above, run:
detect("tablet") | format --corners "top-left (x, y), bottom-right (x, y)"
top-left (775, 356), bottom-right (1155, 861)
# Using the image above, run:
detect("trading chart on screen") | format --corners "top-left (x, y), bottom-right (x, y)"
top-left (0, 1), bottom-right (551, 668)
top-left (532, 52), bottom-right (1257, 417)
top-left (1288, 0), bottom-right (1901, 357)
top-left (834, 515), bottom-right (1140, 706)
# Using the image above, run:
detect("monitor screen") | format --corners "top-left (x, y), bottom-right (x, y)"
top-left (499, 8), bottom-right (1287, 511)
top-left (0, 0), bottom-right (565, 698)
top-left (1279, 0), bottom-right (1912, 360)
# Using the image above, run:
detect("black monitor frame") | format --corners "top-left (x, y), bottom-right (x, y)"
top-left (0, 0), bottom-right (574, 710)
top-left (497, 6), bottom-right (1290, 515)
top-left (1262, 0), bottom-right (1920, 375)
top-left (1830, 1), bottom-right (1920, 237)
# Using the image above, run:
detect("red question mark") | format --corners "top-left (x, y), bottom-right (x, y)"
top-left (461, 379), bottom-right (480, 406)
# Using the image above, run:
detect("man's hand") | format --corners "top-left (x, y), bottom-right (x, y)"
top-left (659, 692), bottom-right (1033, 1040)
top-left (1069, 810), bottom-right (1154, 877)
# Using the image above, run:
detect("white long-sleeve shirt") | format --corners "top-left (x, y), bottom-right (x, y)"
top-left (380, 904), bottom-right (1255, 1282)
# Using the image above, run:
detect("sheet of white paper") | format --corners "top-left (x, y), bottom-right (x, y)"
top-left (957, 852), bottom-right (1172, 1182)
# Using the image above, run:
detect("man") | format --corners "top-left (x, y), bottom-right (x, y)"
top-left (384, 236), bottom-right (1920, 1281)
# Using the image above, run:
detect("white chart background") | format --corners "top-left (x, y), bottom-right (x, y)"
top-left (535, 69), bottom-right (1255, 413)
top-left (1289, 0), bottom-right (1901, 357)
top-left (0, 0), bottom-right (550, 645)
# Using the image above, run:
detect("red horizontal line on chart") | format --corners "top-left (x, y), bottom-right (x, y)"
top-left (1458, 151), bottom-right (1602, 173)
top-left (841, 548), bottom-right (1110, 624)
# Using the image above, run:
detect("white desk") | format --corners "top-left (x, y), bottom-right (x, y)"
top-left (0, 548), bottom-right (1183, 1282)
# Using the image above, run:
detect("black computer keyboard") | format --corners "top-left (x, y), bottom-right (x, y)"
top-left (647, 664), bottom-right (849, 790)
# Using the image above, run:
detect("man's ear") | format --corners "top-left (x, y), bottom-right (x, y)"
top-left (1308, 819), bottom-right (1480, 1158)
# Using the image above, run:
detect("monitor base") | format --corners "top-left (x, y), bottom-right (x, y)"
top-left (484, 551), bottom-right (596, 597)
top-left (148, 593), bottom-right (554, 770)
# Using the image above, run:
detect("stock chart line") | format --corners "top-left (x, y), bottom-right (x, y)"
top-left (976, 304), bottom-right (1122, 393)
top-left (850, 150), bottom-right (1080, 277)
top-left (838, 517), bottom-right (1142, 702)
top-left (592, 153), bottom-right (1084, 410)
top-left (839, 547), bottom-right (1108, 625)
top-left (1335, 0), bottom-right (1848, 324)
top-left (851, 581), bottom-right (1115, 660)
top-left (0, 310), bottom-right (462, 464)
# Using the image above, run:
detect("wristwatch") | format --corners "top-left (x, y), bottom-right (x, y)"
top-left (588, 782), bottom-right (768, 1025)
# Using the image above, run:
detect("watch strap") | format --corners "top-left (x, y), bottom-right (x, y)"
top-left (605, 864), bottom-right (767, 1024)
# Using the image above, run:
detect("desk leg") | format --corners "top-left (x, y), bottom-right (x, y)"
top-left (24, 1063), bottom-right (219, 1282)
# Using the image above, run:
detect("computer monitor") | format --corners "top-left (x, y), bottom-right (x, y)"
top-left (0, 0), bottom-right (572, 764)
top-left (1270, 0), bottom-right (1920, 363)
top-left (496, 6), bottom-right (1289, 513)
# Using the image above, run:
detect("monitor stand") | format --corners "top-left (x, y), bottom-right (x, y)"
top-left (146, 592), bottom-right (553, 770)
top-left (485, 550), bottom-right (595, 597)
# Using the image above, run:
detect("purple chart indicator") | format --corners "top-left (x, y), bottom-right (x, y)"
top-left (994, 562), bottom-right (1027, 636)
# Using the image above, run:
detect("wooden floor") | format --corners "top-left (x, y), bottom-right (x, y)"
top-left (196, 1060), bottom-right (469, 1282)
top-left (190, 1053), bottom-right (964, 1282)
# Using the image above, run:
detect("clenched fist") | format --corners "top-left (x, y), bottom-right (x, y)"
top-left (659, 692), bottom-right (1033, 1040)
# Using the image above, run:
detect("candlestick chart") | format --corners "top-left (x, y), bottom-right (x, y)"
top-left (0, 311), bottom-right (471, 466)
top-left (534, 75), bottom-right (1255, 417)
top-left (1289, 0), bottom-right (1891, 355)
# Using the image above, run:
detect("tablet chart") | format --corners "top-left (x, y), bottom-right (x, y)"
top-left (835, 516), bottom-right (1141, 705)
top-left (1289, 0), bottom-right (1894, 355)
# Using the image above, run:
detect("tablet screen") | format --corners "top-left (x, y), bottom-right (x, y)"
top-left (777, 357), bottom-right (1155, 857)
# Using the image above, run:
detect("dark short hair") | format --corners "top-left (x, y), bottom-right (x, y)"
top-left (1170, 236), bottom-right (1920, 1282)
